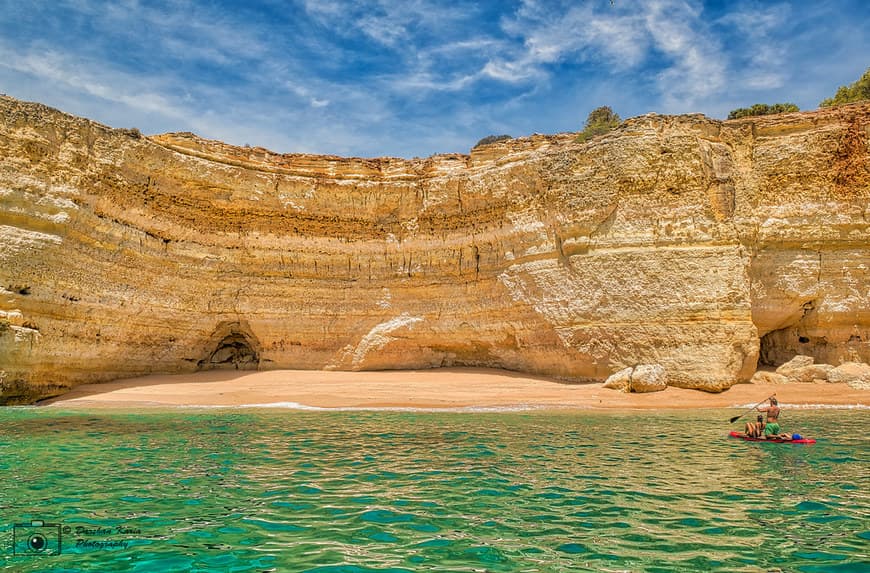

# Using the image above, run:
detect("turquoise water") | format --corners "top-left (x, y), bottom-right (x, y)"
top-left (1, 408), bottom-right (868, 572)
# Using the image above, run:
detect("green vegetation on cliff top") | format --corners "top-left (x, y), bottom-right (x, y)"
top-left (473, 134), bottom-right (512, 148)
top-left (820, 66), bottom-right (870, 107)
top-left (727, 103), bottom-right (799, 119)
top-left (576, 106), bottom-right (621, 142)
top-left (476, 68), bottom-right (869, 151)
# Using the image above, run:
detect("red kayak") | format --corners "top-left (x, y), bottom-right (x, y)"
top-left (729, 431), bottom-right (816, 444)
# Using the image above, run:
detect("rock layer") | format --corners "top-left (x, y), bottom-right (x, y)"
top-left (1, 96), bottom-right (868, 403)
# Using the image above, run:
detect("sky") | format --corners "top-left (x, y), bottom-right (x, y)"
top-left (0, 0), bottom-right (867, 159)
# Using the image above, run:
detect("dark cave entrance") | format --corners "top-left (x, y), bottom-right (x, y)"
top-left (759, 326), bottom-right (828, 367)
top-left (199, 321), bottom-right (261, 370)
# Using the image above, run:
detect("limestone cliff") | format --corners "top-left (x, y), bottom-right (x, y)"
top-left (1, 95), bottom-right (868, 403)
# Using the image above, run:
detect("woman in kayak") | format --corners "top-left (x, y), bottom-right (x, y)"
top-left (744, 414), bottom-right (765, 437)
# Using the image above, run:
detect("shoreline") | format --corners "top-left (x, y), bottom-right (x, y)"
top-left (39, 368), bottom-right (870, 411)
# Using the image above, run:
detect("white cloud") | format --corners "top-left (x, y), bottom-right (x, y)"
top-left (300, 0), bottom-right (344, 19)
top-left (283, 79), bottom-right (331, 109)
top-left (481, 59), bottom-right (538, 83)
top-left (0, 44), bottom-right (190, 120)
top-left (484, 0), bottom-right (727, 111)
top-left (643, 0), bottom-right (726, 111)
top-left (296, 1), bottom-right (506, 99)
top-left (490, 0), bottom-right (650, 77)
top-left (57, 0), bottom-right (270, 64)
top-left (388, 70), bottom-right (477, 93)
top-left (357, 14), bottom-right (410, 47)
top-left (715, 2), bottom-right (792, 93)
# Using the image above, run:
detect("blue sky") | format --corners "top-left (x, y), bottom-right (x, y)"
top-left (0, 0), bottom-right (867, 158)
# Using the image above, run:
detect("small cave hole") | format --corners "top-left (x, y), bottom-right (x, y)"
top-left (203, 332), bottom-right (259, 370)
top-left (798, 336), bottom-right (810, 343)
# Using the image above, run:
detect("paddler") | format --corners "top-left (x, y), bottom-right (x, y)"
top-left (758, 397), bottom-right (793, 440)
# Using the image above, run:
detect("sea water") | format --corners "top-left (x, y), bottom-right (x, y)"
top-left (0, 408), bottom-right (867, 572)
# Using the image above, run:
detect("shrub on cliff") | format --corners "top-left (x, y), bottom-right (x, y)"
top-left (473, 134), bottom-right (512, 148)
top-left (820, 66), bottom-right (870, 107)
top-left (576, 106), bottom-right (621, 142)
top-left (727, 103), bottom-right (799, 119)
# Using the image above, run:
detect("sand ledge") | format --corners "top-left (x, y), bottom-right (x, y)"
top-left (41, 368), bottom-right (869, 410)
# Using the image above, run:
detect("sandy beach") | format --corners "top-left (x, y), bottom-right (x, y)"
top-left (41, 368), bottom-right (869, 410)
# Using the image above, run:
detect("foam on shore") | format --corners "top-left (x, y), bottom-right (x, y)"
top-left (733, 402), bottom-right (870, 410)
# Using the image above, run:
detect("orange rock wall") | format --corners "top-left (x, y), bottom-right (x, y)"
top-left (1, 96), bottom-right (868, 402)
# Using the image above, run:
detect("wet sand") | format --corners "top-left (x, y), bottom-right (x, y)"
top-left (42, 368), bottom-right (869, 410)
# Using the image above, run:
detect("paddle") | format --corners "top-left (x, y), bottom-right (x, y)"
top-left (729, 394), bottom-right (775, 424)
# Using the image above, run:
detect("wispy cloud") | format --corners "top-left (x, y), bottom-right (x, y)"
top-left (0, 44), bottom-right (190, 120)
top-left (644, 1), bottom-right (726, 111)
top-left (62, 0), bottom-right (271, 64)
top-left (498, 0), bottom-right (650, 71)
top-left (301, 0), bottom-right (478, 45)
top-left (485, 0), bottom-right (726, 110)
top-left (715, 2), bottom-right (792, 91)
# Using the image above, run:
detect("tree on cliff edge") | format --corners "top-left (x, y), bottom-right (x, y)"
top-left (820, 66), bottom-right (870, 107)
top-left (473, 134), bottom-right (512, 148)
top-left (577, 106), bottom-right (621, 142)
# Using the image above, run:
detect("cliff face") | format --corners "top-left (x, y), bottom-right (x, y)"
top-left (1, 95), bottom-right (868, 403)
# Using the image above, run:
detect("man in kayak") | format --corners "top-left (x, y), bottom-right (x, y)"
top-left (758, 397), bottom-right (793, 439)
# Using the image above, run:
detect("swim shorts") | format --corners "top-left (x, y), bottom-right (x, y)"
top-left (764, 422), bottom-right (781, 436)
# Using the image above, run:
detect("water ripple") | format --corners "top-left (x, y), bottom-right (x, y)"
top-left (0, 409), bottom-right (866, 572)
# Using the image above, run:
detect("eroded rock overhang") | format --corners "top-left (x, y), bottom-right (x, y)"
top-left (0, 95), bottom-right (868, 403)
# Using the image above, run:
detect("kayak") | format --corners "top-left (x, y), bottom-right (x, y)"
top-left (729, 431), bottom-right (816, 444)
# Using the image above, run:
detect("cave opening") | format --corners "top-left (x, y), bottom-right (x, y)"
top-left (759, 329), bottom-right (791, 367)
top-left (759, 327), bottom-right (829, 367)
top-left (199, 322), bottom-right (260, 370)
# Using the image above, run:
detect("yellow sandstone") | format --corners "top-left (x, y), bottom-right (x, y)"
top-left (1, 96), bottom-right (868, 403)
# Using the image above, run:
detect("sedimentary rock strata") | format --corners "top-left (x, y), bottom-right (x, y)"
top-left (1, 95), bottom-right (868, 403)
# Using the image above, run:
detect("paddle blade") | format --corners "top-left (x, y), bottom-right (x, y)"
top-left (729, 415), bottom-right (741, 423)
